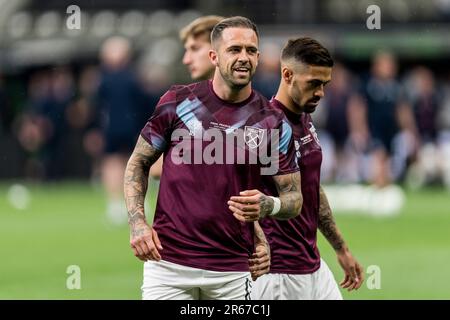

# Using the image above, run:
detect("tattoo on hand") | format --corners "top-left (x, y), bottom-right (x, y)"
top-left (131, 223), bottom-right (147, 237)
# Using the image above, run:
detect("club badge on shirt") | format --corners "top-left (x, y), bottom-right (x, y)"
top-left (244, 126), bottom-right (265, 149)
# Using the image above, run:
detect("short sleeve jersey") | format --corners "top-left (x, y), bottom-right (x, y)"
top-left (140, 81), bottom-right (299, 272)
top-left (260, 98), bottom-right (323, 274)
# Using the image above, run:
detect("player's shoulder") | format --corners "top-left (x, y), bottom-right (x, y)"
top-left (251, 90), bottom-right (286, 123)
top-left (242, 94), bottom-right (280, 130)
top-left (169, 81), bottom-right (208, 99)
top-left (157, 81), bottom-right (207, 108)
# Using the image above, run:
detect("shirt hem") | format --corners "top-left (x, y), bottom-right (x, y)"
top-left (162, 255), bottom-right (250, 273)
top-left (269, 263), bottom-right (321, 275)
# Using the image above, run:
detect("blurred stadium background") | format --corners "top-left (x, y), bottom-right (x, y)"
top-left (1, 0), bottom-right (450, 299)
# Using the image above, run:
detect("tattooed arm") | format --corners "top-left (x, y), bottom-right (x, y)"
top-left (318, 185), bottom-right (364, 291)
top-left (269, 171), bottom-right (302, 219)
top-left (124, 135), bottom-right (163, 261)
top-left (228, 171), bottom-right (302, 222)
top-left (318, 185), bottom-right (345, 251)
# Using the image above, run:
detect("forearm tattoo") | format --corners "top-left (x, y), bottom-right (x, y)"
top-left (124, 136), bottom-right (162, 233)
top-left (271, 171), bottom-right (302, 220)
top-left (318, 185), bottom-right (346, 251)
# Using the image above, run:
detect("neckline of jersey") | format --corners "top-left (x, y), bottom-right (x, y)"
top-left (270, 98), bottom-right (303, 124)
top-left (208, 79), bottom-right (256, 108)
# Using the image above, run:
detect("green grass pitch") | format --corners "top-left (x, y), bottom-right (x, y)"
top-left (0, 181), bottom-right (449, 299)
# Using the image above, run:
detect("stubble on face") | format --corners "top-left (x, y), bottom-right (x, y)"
top-left (215, 27), bottom-right (259, 89)
top-left (289, 63), bottom-right (332, 113)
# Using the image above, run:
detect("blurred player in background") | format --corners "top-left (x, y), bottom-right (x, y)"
top-left (361, 51), bottom-right (412, 186)
top-left (124, 16), bottom-right (301, 300)
top-left (247, 37), bottom-right (363, 299)
top-left (149, 15), bottom-right (224, 179)
top-left (97, 36), bottom-right (148, 225)
top-left (180, 15), bottom-right (225, 81)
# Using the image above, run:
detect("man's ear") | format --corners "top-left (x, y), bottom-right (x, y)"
top-left (282, 67), bottom-right (293, 84)
top-left (209, 49), bottom-right (219, 67)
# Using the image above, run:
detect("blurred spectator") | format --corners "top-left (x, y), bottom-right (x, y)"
top-left (359, 51), bottom-right (416, 185)
top-left (0, 73), bottom-right (25, 178)
top-left (364, 51), bottom-right (402, 154)
top-left (77, 66), bottom-right (104, 180)
top-left (438, 72), bottom-right (450, 189)
top-left (323, 63), bottom-right (353, 149)
top-left (253, 41), bottom-right (281, 99)
top-left (402, 66), bottom-right (449, 188)
top-left (405, 67), bottom-right (440, 142)
top-left (96, 36), bottom-right (151, 225)
top-left (17, 67), bottom-right (76, 179)
top-left (333, 92), bottom-right (376, 184)
top-left (315, 62), bottom-right (359, 182)
top-left (0, 74), bottom-right (12, 134)
top-left (62, 65), bottom-right (103, 178)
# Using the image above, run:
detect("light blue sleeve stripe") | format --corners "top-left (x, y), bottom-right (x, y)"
top-left (151, 136), bottom-right (167, 151)
top-left (279, 120), bottom-right (292, 155)
top-left (176, 97), bottom-right (202, 132)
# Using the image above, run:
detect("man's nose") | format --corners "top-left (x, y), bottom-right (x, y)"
top-left (182, 52), bottom-right (191, 65)
top-left (315, 85), bottom-right (324, 98)
top-left (237, 50), bottom-right (249, 62)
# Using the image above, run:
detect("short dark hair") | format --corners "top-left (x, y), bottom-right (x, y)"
top-left (281, 37), bottom-right (333, 67)
top-left (211, 16), bottom-right (259, 45)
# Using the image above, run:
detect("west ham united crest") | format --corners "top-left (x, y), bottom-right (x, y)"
top-left (244, 126), bottom-right (265, 149)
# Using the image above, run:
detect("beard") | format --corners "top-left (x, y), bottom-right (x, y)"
top-left (292, 86), bottom-right (320, 113)
top-left (301, 100), bottom-right (320, 113)
top-left (303, 104), bottom-right (317, 113)
top-left (218, 63), bottom-right (254, 89)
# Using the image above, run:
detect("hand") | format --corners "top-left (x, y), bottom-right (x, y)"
top-left (337, 249), bottom-right (364, 291)
top-left (249, 242), bottom-right (270, 281)
top-left (228, 189), bottom-right (272, 222)
top-left (130, 223), bottom-right (163, 262)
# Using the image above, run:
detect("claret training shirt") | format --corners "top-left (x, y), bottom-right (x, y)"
top-left (260, 98), bottom-right (323, 274)
top-left (140, 80), bottom-right (299, 272)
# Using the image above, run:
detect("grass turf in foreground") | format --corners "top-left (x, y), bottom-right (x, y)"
top-left (0, 182), bottom-right (449, 299)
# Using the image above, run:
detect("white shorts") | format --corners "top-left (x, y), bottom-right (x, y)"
top-left (251, 259), bottom-right (343, 300)
top-left (142, 259), bottom-right (252, 300)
